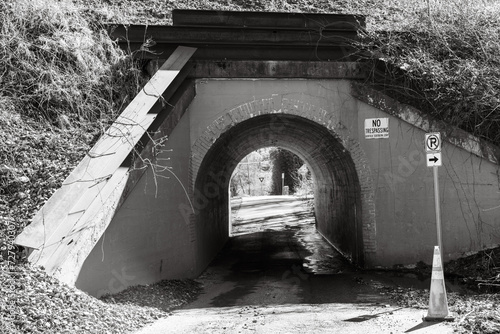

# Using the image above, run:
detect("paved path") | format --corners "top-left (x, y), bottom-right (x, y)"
top-left (134, 196), bottom-right (454, 334)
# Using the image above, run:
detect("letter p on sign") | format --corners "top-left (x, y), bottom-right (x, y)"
top-left (425, 133), bottom-right (441, 153)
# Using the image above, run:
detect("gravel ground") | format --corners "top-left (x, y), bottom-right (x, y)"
top-left (1, 250), bottom-right (499, 333)
top-left (372, 275), bottom-right (500, 333)
top-left (0, 264), bottom-right (201, 333)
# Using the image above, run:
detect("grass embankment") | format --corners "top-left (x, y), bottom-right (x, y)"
top-left (0, 0), bottom-right (499, 333)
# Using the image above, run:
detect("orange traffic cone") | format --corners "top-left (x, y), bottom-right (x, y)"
top-left (424, 246), bottom-right (454, 321)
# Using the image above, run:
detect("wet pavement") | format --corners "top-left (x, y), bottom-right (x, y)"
top-left (185, 196), bottom-right (395, 309)
top-left (231, 196), bottom-right (349, 275)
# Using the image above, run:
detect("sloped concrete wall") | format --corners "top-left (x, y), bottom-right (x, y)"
top-left (76, 112), bottom-right (196, 297)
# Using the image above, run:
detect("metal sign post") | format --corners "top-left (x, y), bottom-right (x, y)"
top-left (432, 165), bottom-right (443, 257)
top-left (425, 133), bottom-right (443, 258)
top-left (424, 132), bottom-right (453, 321)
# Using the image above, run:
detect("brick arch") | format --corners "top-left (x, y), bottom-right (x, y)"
top-left (190, 96), bottom-right (376, 265)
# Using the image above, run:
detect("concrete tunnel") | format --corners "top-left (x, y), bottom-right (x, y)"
top-left (193, 113), bottom-right (363, 273)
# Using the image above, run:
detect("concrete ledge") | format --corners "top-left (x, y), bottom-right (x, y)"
top-left (146, 60), bottom-right (367, 79)
top-left (190, 60), bottom-right (367, 79)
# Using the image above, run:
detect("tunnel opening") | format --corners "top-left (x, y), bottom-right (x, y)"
top-left (229, 147), bottom-right (315, 237)
top-left (229, 147), bottom-right (313, 198)
top-left (228, 146), bottom-right (329, 276)
top-left (193, 113), bottom-right (364, 275)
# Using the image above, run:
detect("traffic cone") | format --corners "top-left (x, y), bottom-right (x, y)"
top-left (424, 246), bottom-right (454, 321)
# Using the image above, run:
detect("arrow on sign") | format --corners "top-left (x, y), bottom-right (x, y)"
top-left (426, 152), bottom-right (442, 167)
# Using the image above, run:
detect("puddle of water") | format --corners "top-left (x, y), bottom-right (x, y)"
top-left (232, 204), bottom-right (353, 275)
top-left (295, 222), bottom-right (353, 275)
top-left (227, 197), bottom-right (466, 304)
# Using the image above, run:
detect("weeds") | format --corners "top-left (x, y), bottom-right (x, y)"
top-left (356, 0), bottom-right (500, 143)
top-left (0, 0), bottom-right (147, 261)
top-left (0, 0), bottom-right (143, 125)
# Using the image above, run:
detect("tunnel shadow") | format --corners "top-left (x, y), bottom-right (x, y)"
top-left (185, 229), bottom-right (313, 308)
top-left (180, 224), bottom-right (388, 311)
top-left (208, 230), bottom-right (310, 307)
top-left (182, 187), bottom-right (370, 311)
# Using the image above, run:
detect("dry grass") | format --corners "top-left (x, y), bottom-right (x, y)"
top-left (68, 0), bottom-right (500, 143)
top-left (0, 0), bottom-right (143, 125)
top-left (0, 0), bottom-right (148, 243)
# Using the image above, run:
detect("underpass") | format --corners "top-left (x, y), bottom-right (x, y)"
top-left (189, 195), bottom-right (442, 308)
top-left (14, 9), bottom-right (500, 298)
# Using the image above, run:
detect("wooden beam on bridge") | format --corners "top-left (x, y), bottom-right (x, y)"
top-left (110, 25), bottom-right (357, 46)
top-left (172, 9), bottom-right (365, 30)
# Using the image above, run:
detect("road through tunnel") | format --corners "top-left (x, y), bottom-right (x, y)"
top-left (193, 114), bottom-right (363, 273)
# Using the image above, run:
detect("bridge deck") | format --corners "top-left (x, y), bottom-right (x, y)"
top-left (108, 10), bottom-right (363, 61)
